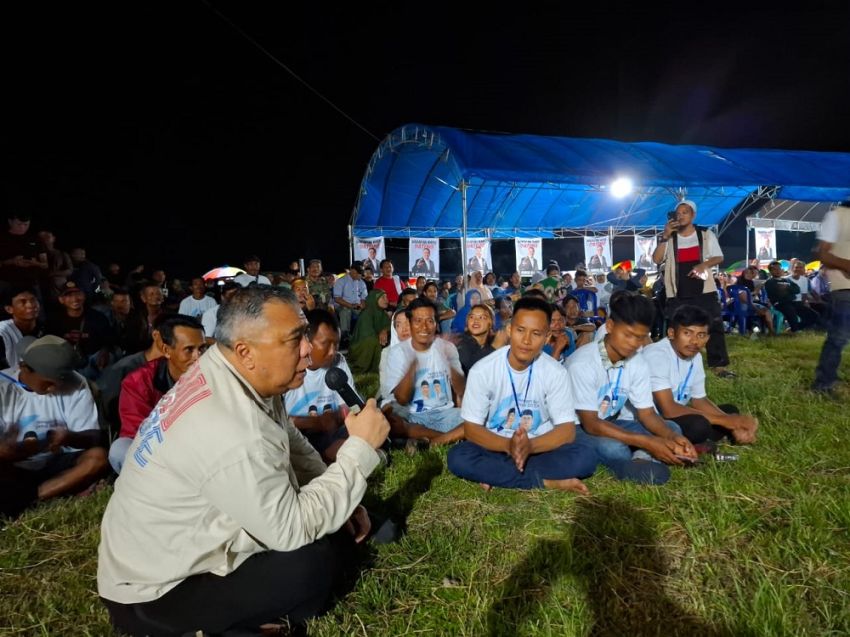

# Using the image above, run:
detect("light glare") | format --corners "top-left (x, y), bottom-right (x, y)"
top-left (610, 177), bottom-right (633, 198)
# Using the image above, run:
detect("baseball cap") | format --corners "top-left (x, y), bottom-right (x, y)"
top-left (19, 335), bottom-right (81, 381)
top-left (58, 281), bottom-right (84, 297)
top-left (677, 199), bottom-right (698, 214)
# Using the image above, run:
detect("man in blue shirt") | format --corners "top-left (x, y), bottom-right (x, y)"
top-left (332, 263), bottom-right (368, 341)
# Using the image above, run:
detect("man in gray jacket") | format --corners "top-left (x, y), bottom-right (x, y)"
top-left (97, 286), bottom-right (389, 636)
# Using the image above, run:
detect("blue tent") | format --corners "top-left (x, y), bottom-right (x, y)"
top-left (351, 124), bottom-right (850, 239)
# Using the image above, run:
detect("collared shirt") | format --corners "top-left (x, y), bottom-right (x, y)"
top-left (333, 275), bottom-right (367, 306)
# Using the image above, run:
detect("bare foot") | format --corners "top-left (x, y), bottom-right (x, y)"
top-left (479, 483), bottom-right (492, 492)
top-left (543, 478), bottom-right (590, 495)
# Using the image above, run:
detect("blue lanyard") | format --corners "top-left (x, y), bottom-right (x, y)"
top-left (607, 367), bottom-right (623, 405)
top-left (506, 349), bottom-right (533, 414)
top-left (0, 371), bottom-right (30, 390)
top-left (676, 358), bottom-right (695, 402)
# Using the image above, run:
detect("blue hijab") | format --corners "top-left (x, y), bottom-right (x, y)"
top-left (451, 289), bottom-right (483, 333)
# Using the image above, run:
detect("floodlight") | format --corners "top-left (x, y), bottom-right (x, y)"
top-left (610, 177), bottom-right (633, 198)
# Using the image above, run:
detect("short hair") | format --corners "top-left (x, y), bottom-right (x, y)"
top-left (379, 259), bottom-right (392, 268)
top-left (551, 303), bottom-right (566, 318)
top-left (433, 379), bottom-right (442, 386)
top-left (608, 291), bottom-right (655, 327)
top-left (574, 270), bottom-right (588, 279)
top-left (2, 285), bottom-right (37, 307)
top-left (507, 407), bottom-right (516, 416)
top-left (308, 405), bottom-right (318, 413)
top-left (521, 409), bottom-right (533, 417)
top-left (405, 297), bottom-right (439, 322)
top-left (420, 380), bottom-right (430, 387)
top-left (158, 314), bottom-right (204, 347)
top-left (110, 286), bottom-right (130, 297)
top-left (768, 260), bottom-right (782, 269)
top-left (400, 288), bottom-right (417, 299)
top-left (214, 286), bottom-right (299, 348)
top-left (546, 264), bottom-right (560, 275)
top-left (421, 281), bottom-right (439, 297)
top-left (512, 296), bottom-right (553, 322)
top-left (305, 308), bottom-right (339, 338)
top-left (563, 294), bottom-right (580, 307)
top-left (522, 288), bottom-right (547, 301)
top-left (669, 305), bottom-right (711, 330)
top-left (322, 404), bottom-right (333, 412)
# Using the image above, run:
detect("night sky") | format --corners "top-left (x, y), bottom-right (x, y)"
top-left (5, 3), bottom-right (849, 278)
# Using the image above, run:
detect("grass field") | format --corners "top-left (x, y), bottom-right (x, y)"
top-left (1, 333), bottom-right (849, 636)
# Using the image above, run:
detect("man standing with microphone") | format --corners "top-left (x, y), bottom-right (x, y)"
top-left (97, 287), bottom-right (389, 636)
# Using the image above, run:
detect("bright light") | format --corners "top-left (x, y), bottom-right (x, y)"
top-left (610, 177), bottom-right (633, 198)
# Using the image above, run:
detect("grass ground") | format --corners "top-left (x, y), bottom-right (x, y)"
top-left (1, 333), bottom-right (848, 636)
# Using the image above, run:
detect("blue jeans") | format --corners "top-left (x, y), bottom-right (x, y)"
top-left (408, 407), bottom-right (464, 433)
top-left (579, 419), bottom-right (682, 464)
top-left (813, 290), bottom-right (850, 391)
top-left (447, 437), bottom-right (598, 489)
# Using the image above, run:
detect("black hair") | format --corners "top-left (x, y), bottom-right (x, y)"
top-left (420, 380), bottom-right (430, 386)
top-left (400, 287), bottom-right (418, 298)
top-left (574, 270), bottom-right (588, 279)
top-left (522, 288), bottom-right (548, 301)
top-left (422, 281), bottom-right (439, 297)
top-left (405, 297), bottom-right (439, 322)
top-left (521, 409), bottom-right (533, 417)
top-left (433, 379), bottom-right (442, 386)
top-left (305, 308), bottom-right (339, 338)
top-left (158, 314), bottom-right (204, 346)
top-left (512, 296), bottom-right (553, 322)
top-left (768, 260), bottom-right (782, 269)
top-left (379, 258), bottom-right (392, 268)
top-left (563, 294), bottom-right (580, 307)
top-left (308, 405), bottom-right (318, 413)
top-left (2, 285), bottom-right (38, 307)
top-left (608, 291), bottom-right (655, 327)
top-left (669, 305), bottom-right (711, 330)
top-left (322, 404), bottom-right (333, 412)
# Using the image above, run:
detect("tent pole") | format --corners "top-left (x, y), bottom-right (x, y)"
top-left (348, 224), bottom-right (354, 267)
top-left (461, 180), bottom-right (468, 283)
top-left (745, 222), bottom-right (750, 266)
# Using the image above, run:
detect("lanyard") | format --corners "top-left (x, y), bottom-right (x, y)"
top-left (606, 367), bottom-right (623, 405)
top-left (506, 349), bottom-right (533, 414)
top-left (0, 371), bottom-right (30, 390)
top-left (675, 358), bottom-right (695, 402)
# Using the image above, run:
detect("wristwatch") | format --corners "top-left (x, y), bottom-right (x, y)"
top-left (657, 235), bottom-right (668, 243)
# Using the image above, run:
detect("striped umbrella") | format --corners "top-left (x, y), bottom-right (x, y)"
top-left (202, 266), bottom-right (246, 281)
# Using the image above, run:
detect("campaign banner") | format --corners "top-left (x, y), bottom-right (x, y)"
top-left (755, 228), bottom-right (776, 263)
top-left (353, 237), bottom-right (385, 273)
top-left (584, 236), bottom-right (611, 272)
top-left (409, 238), bottom-right (439, 277)
top-left (634, 235), bottom-right (657, 271)
top-left (465, 239), bottom-right (492, 274)
top-left (515, 238), bottom-right (542, 276)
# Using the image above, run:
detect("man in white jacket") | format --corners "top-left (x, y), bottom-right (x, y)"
top-left (97, 286), bottom-right (389, 636)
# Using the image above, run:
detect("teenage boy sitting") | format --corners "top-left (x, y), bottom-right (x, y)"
top-left (448, 297), bottom-right (597, 492)
top-left (567, 292), bottom-right (696, 484)
top-left (643, 305), bottom-right (758, 445)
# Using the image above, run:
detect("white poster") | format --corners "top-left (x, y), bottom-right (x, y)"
top-left (755, 229), bottom-right (776, 263)
top-left (584, 236), bottom-right (611, 272)
top-left (354, 237), bottom-right (385, 273)
top-left (515, 238), bottom-right (542, 276)
top-left (634, 235), bottom-right (657, 271)
top-left (409, 238), bottom-right (439, 277)
top-left (465, 239), bottom-right (492, 274)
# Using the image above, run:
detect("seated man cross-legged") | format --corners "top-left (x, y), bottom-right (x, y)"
top-left (567, 292), bottom-right (697, 484)
top-left (448, 297), bottom-right (597, 492)
top-left (643, 305), bottom-right (758, 445)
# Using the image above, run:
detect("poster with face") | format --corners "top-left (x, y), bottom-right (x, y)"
top-left (353, 237), bottom-right (385, 273)
top-left (465, 239), bottom-right (492, 274)
top-left (755, 229), bottom-right (776, 263)
top-left (408, 238), bottom-right (439, 277)
top-left (515, 238), bottom-right (542, 276)
top-left (584, 236), bottom-right (612, 272)
top-left (634, 235), bottom-right (657, 271)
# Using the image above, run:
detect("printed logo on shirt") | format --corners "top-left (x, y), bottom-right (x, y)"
top-left (489, 396), bottom-right (542, 434)
top-left (597, 381), bottom-right (626, 420)
top-left (410, 368), bottom-right (449, 413)
top-left (289, 391), bottom-right (341, 417)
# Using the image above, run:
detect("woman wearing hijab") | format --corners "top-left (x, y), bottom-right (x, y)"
top-left (349, 289), bottom-right (390, 374)
top-left (450, 289), bottom-right (482, 333)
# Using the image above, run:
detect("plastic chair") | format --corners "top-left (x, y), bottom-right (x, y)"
top-left (726, 285), bottom-right (760, 335)
top-left (572, 288), bottom-right (599, 317)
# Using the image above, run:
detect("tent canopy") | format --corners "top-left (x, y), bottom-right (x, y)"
top-left (351, 124), bottom-right (850, 238)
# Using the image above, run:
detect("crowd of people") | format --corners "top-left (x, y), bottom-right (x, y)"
top-left (1, 200), bottom-right (848, 635)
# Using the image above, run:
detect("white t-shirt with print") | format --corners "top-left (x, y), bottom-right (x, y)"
top-left (675, 229), bottom-right (724, 259)
top-left (383, 339), bottom-right (462, 414)
top-left (462, 348), bottom-right (576, 439)
top-left (201, 303), bottom-right (220, 338)
top-left (641, 338), bottom-right (706, 407)
top-left (233, 273), bottom-right (272, 288)
top-left (0, 368), bottom-right (99, 470)
top-left (565, 342), bottom-right (654, 421)
top-left (284, 355), bottom-right (356, 417)
top-left (178, 295), bottom-right (218, 319)
top-left (0, 320), bottom-right (24, 367)
top-left (786, 275), bottom-right (809, 302)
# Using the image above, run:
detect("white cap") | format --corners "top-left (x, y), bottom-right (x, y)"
top-left (677, 199), bottom-right (697, 214)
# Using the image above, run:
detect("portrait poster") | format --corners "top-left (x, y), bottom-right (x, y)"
top-left (584, 236), bottom-right (612, 272)
top-left (353, 237), bottom-right (385, 273)
top-left (465, 239), bottom-right (492, 274)
top-left (633, 235), bottom-right (657, 271)
top-left (515, 238), bottom-right (542, 276)
top-left (755, 229), bottom-right (776, 263)
top-left (408, 238), bottom-right (439, 277)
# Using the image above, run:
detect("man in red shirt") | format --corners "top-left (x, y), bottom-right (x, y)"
top-left (373, 259), bottom-right (405, 310)
top-left (107, 315), bottom-right (206, 473)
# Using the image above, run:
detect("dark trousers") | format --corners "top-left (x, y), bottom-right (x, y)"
top-left (792, 301), bottom-right (820, 329)
top-left (447, 438), bottom-right (598, 489)
top-left (666, 293), bottom-right (730, 368)
top-left (814, 289), bottom-right (850, 391)
top-left (774, 300), bottom-right (802, 331)
top-left (669, 404), bottom-right (739, 444)
top-left (102, 531), bottom-right (357, 637)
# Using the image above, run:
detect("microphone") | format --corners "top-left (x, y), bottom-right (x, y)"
top-left (325, 367), bottom-right (365, 413)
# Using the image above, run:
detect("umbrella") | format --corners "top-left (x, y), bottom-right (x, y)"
top-left (612, 260), bottom-right (632, 272)
top-left (202, 266), bottom-right (246, 281)
top-left (806, 260), bottom-right (822, 271)
top-left (779, 259), bottom-right (791, 271)
top-left (724, 260), bottom-right (747, 273)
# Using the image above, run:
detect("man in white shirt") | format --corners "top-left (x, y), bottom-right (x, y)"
top-left (382, 298), bottom-right (465, 441)
top-left (233, 254), bottom-right (272, 287)
top-left (0, 335), bottom-right (107, 517)
top-left (285, 309), bottom-right (356, 463)
top-left (447, 297), bottom-right (597, 492)
top-left (177, 277), bottom-right (218, 318)
top-left (813, 203), bottom-right (850, 394)
top-left (0, 285), bottom-right (44, 369)
top-left (643, 305), bottom-right (758, 445)
top-left (200, 280), bottom-right (240, 342)
top-left (567, 292), bottom-right (696, 484)
top-left (97, 286), bottom-right (389, 635)
top-left (786, 260), bottom-right (821, 329)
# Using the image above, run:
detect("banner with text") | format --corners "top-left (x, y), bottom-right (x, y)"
top-left (409, 238), bottom-right (440, 277)
top-left (633, 235), bottom-right (657, 271)
top-left (353, 237), bottom-right (385, 272)
top-left (584, 236), bottom-right (612, 272)
top-left (515, 238), bottom-right (543, 276)
top-left (465, 239), bottom-right (492, 274)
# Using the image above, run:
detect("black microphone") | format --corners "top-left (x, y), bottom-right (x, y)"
top-left (325, 367), bottom-right (365, 413)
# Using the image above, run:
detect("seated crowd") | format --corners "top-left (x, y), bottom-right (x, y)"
top-left (0, 216), bottom-right (780, 635)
